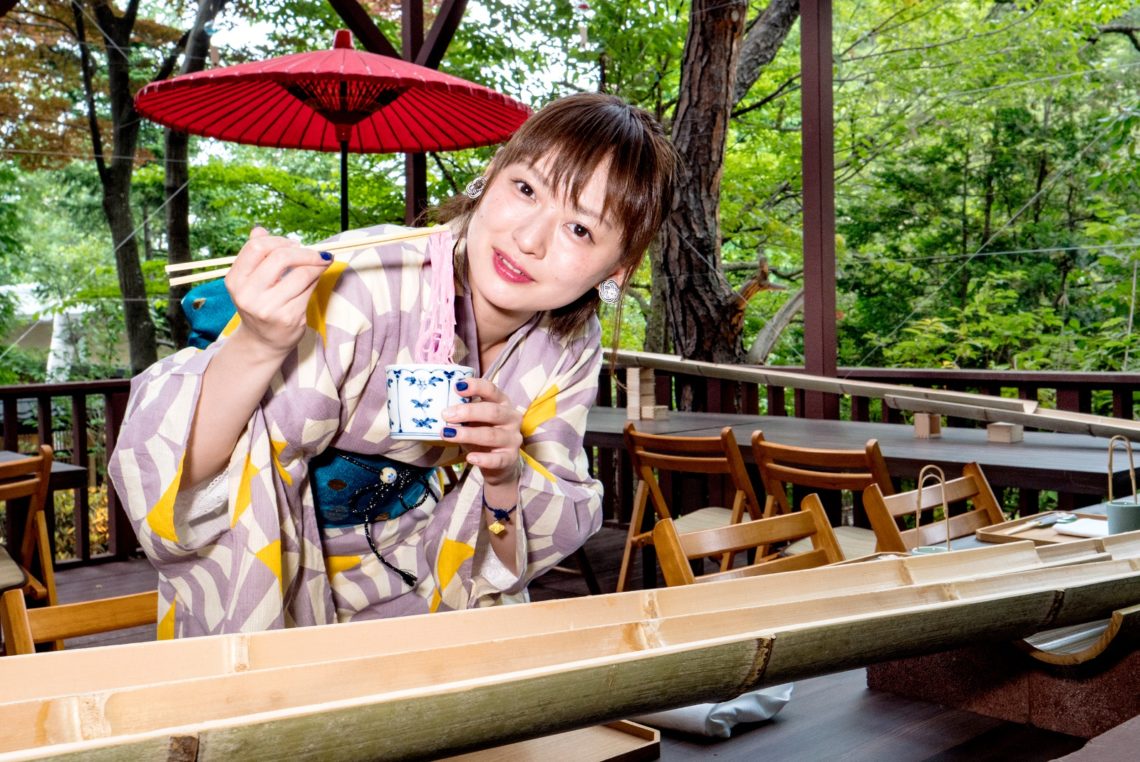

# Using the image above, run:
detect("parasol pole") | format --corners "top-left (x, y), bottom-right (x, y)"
top-left (338, 75), bottom-right (350, 232)
top-left (340, 139), bottom-right (349, 232)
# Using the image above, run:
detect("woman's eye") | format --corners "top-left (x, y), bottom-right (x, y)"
top-left (570, 223), bottom-right (592, 240)
top-left (515, 180), bottom-right (534, 197)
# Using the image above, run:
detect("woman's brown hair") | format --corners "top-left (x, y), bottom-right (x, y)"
top-left (435, 93), bottom-right (678, 338)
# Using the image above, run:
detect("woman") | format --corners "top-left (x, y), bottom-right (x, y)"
top-left (109, 93), bottom-right (677, 636)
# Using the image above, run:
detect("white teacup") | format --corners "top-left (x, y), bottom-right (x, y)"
top-left (385, 363), bottom-right (474, 441)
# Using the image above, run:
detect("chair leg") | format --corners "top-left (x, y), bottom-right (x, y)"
top-left (573, 547), bottom-right (601, 595)
top-left (0, 589), bottom-right (34, 656)
top-left (616, 483), bottom-right (650, 593)
top-left (615, 528), bottom-right (638, 593)
top-left (35, 512), bottom-right (57, 607)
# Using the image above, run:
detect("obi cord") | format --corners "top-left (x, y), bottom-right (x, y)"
top-left (310, 449), bottom-right (441, 587)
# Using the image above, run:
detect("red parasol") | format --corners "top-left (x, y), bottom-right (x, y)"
top-left (135, 30), bottom-right (530, 230)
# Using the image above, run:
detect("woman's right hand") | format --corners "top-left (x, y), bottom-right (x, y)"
top-left (225, 227), bottom-right (334, 356)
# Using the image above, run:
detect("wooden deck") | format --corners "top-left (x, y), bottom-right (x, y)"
top-left (43, 525), bottom-right (1088, 761)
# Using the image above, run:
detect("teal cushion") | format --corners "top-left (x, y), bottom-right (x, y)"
top-left (181, 279), bottom-right (237, 349)
top-left (0, 544), bottom-right (26, 593)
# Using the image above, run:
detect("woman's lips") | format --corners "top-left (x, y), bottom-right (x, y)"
top-left (493, 249), bottom-right (533, 284)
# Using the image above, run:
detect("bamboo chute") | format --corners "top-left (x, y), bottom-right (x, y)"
top-left (608, 349), bottom-right (1140, 442)
top-left (1, 536), bottom-right (1139, 760)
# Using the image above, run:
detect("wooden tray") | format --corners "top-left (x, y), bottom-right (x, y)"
top-left (976, 510), bottom-right (1108, 546)
top-left (444, 721), bottom-right (660, 762)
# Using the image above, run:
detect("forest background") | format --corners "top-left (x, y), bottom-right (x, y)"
top-left (1, 0), bottom-right (1139, 386)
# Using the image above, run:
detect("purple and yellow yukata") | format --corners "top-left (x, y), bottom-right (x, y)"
top-left (108, 225), bottom-right (604, 637)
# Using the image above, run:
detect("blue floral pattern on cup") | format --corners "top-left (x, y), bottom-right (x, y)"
top-left (385, 363), bottom-right (474, 441)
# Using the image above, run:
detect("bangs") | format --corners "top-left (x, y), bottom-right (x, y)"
top-left (487, 94), bottom-right (672, 260)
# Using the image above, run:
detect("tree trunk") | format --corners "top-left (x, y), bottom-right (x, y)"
top-left (643, 241), bottom-right (670, 353)
top-left (733, 0), bottom-right (800, 108)
top-left (96, 2), bottom-right (157, 374)
top-left (165, 0), bottom-right (228, 349)
top-left (649, 0), bottom-right (799, 368)
top-left (105, 165), bottom-right (157, 374)
top-left (165, 128), bottom-right (192, 349)
top-left (660, 0), bottom-right (749, 371)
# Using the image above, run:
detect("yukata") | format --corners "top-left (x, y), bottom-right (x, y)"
top-left (108, 224), bottom-right (604, 637)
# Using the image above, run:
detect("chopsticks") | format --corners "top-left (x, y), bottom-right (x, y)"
top-left (165, 226), bottom-right (449, 287)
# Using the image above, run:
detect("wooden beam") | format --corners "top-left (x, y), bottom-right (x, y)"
top-left (327, 0), bottom-right (400, 58)
top-left (609, 349), bottom-right (1035, 413)
top-left (401, 0), bottom-right (423, 60)
top-left (416, 0), bottom-right (468, 69)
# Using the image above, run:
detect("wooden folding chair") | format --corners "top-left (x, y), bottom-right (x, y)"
top-left (652, 494), bottom-right (844, 586)
top-left (0, 446), bottom-right (57, 609)
top-left (751, 431), bottom-right (894, 559)
top-left (0, 588), bottom-right (158, 656)
top-left (863, 462), bottom-right (1006, 553)
top-left (616, 423), bottom-right (763, 592)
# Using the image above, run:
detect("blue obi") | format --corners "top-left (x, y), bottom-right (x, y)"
top-left (308, 448), bottom-right (437, 529)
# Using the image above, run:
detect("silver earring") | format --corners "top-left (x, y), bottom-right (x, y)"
top-left (464, 176), bottom-right (486, 200)
top-left (598, 278), bottom-right (621, 305)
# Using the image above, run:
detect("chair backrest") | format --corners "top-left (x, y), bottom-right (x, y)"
top-left (0, 446), bottom-right (56, 605)
top-left (652, 493), bottom-right (844, 586)
top-left (751, 431), bottom-right (894, 518)
top-left (0, 588), bottom-right (158, 655)
top-left (624, 423), bottom-right (763, 525)
top-left (862, 462), bottom-right (1006, 553)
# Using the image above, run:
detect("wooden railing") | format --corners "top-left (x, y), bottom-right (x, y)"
top-left (4, 366), bottom-right (1140, 568)
top-left (593, 364), bottom-right (1140, 525)
top-left (0, 379), bottom-right (132, 567)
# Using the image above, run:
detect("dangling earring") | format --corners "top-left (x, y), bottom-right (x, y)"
top-left (464, 176), bottom-right (486, 200)
top-left (598, 278), bottom-right (621, 305)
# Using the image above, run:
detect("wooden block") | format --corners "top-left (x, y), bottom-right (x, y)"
top-left (987, 422), bottom-right (1024, 443)
top-left (625, 367), bottom-right (655, 420)
top-left (913, 412), bottom-right (942, 439)
top-left (638, 404), bottom-right (669, 420)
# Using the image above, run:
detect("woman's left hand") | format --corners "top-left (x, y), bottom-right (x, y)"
top-left (441, 378), bottom-right (523, 487)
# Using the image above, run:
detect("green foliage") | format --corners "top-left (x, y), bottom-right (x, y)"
top-left (0, 346), bottom-right (48, 385)
top-left (819, 0), bottom-right (1140, 370)
top-left (3, 0), bottom-right (1139, 373)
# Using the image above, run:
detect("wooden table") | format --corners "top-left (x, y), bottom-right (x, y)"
top-left (586, 407), bottom-right (1132, 503)
top-left (0, 450), bottom-right (87, 560)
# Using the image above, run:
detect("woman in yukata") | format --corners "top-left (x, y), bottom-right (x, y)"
top-left (109, 93), bottom-right (678, 636)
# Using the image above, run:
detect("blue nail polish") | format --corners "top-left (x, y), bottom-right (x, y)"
top-left (442, 427), bottom-right (457, 438)
top-left (319, 251), bottom-right (333, 262)
top-left (456, 381), bottom-right (468, 391)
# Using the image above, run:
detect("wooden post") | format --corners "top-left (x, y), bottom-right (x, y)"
top-left (800, 0), bottom-right (838, 420)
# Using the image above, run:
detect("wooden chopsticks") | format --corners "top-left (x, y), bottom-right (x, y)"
top-left (165, 226), bottom-right (449, 287)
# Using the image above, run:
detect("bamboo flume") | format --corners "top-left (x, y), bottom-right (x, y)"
top-left (608, 349), bottom-right (1140, 442)
top-left (0, 535), bottom-right (1138, 761)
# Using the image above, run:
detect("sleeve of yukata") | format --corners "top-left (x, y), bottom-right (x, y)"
top-left (490, 322), bottom-right (606, 596)
top-left (107, 256), bottom-right (383, 634)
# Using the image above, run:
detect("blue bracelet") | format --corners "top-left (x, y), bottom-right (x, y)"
top-left (483, 493), bottom-right (517, 536)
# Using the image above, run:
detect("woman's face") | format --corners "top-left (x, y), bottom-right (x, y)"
top-left (464, 155), bottom-right (626, 330)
